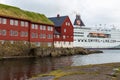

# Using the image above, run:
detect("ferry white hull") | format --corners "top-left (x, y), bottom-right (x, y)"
top-left (74, 38), bottom-right (120, 48)
top-left (73, 15), bottom-right (120, 49)
top-left (73, 26), bottom-right (120, 49)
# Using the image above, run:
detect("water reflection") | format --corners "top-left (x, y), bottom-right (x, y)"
top-left (0, 56), bottom-right (73, 80)
top-left (0, 50), bottom-right (120, 80)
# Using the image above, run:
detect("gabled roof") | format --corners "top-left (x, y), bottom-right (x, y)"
top-left (0, 4), bottom-right (54, 25)
top-left (49, 16), bottom-right (67, 27)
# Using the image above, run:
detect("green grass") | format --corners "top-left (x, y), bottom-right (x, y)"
top-left (0, 4), bottom-right (54, 25)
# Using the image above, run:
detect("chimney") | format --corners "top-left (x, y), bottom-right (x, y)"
top-left (57, 14), bottom-right (60, 18)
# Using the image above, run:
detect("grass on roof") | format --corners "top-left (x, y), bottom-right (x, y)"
top-left (0, 4), bottom-right (54, 25)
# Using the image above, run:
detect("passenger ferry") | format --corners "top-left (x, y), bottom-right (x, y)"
top-left (73, 15), bottom-right (120, 48)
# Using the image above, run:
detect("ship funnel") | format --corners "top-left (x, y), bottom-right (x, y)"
top-left (74, 15), bottom-right (85, 26)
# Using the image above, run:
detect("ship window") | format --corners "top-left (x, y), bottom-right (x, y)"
top-left (85, 40), bottom-right (87, 42)
top-left (81, 40), bottom-right (84, 42)
top-left (78, 40), bottom-right (80, 42)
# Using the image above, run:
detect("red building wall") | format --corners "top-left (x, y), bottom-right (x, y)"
top-left (61, 16), bottom-right (73, 42)
top-left (0, 17), bottom-right (29, 41)
top-left (29, 23), bottom-right (54, 43)
top-left (54, 16), bottom-right (73, 42)
top-left (0, 16), bottom-right (54, 44)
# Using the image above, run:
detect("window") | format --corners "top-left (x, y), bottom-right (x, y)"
top-left (0, 18), bottom-right (7, 24)
top-left (31, 33), bottom-right (38, 38)
top-left (43, 25), bottom-right (46, 30)
top-left (64, 29), bottom-right (66, 32)
top-left (10, 19), bottom-right (18, 26)
top-left (21, 21), bottom-right (28, 27)
top-left (66, 22), bottom-right (68, 26)
top-left (68, 22), bottom-right (70, 26)
top-left (35, 24), bottom-right (38, 29)
top-left (48, 26), bottom-right (53, 31)
top-left (10, 19), bottom-right (14, 25)
top-left (21, 21), bottom-right (24, 26)
top-left (3, 18), bottom-right (7, 24)
top-left (31, 24), bottom-right (35, 29)
top-left (48, 34), bottom-right (53, 39)
top-left (0, 30), bottom-right (7, 36)
top-left (39, 34), bottom-right (46, 38)
top-left (63, 35), bottom-right (66, 39)
top-left (10, 30), bottom-right (18, 36)
top-left (40, 25), bottom-right (43, 30)
top-left (48, 42), bottom-right (52, 47)
top-left (35, 42), bottom-right (40, 46)
top-left (20, 31), bottom-right (28, 37)
top-left (48, 26), bottom-right (51, 31)
top-left (43, 34), bottom-right (46, 38)
top-left (15, 20), bottom-right (18, 26)
top-left (51, 27), bottom-right (53, 31)
top-left (56, 35), bottom-right (60, 38)
top-left (25, 22), bottom-right (28, 27)
top-left (31, 24), bottom-right (38, 29)
top-left (65, 22), bottom-right (70, 26)
top-left (40, 34), bottom-right (43, 38)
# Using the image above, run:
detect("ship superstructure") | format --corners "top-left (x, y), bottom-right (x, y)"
top-left (73, 15), bottom-right (120, 48)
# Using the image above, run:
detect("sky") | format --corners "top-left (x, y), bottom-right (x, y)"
top-left (0, 0), bottom-right (120, 28)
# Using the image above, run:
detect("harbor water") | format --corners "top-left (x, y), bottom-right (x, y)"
top-left (0, 49), bottom-right (120, 80)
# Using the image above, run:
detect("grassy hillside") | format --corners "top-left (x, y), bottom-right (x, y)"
top-left (0, 4), bottom-right (54, 25)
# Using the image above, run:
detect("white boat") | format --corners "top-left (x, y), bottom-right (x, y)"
top-left (73, 15), bottom-right (120, 48)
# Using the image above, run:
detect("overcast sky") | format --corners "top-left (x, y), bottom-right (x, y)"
top-left (0, 0), bottom-right (120, 28)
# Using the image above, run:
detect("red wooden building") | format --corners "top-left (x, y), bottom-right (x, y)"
top-left (0, 4), bottom-right (54, 47)
top-left (49, 15), bottom-right (73, 48)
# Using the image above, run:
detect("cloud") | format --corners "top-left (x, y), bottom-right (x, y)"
top-left (1, 0), bottom-right (120, 28)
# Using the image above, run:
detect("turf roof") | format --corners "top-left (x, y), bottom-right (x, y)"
top-left (0, 4), bottom-right (54, 25)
